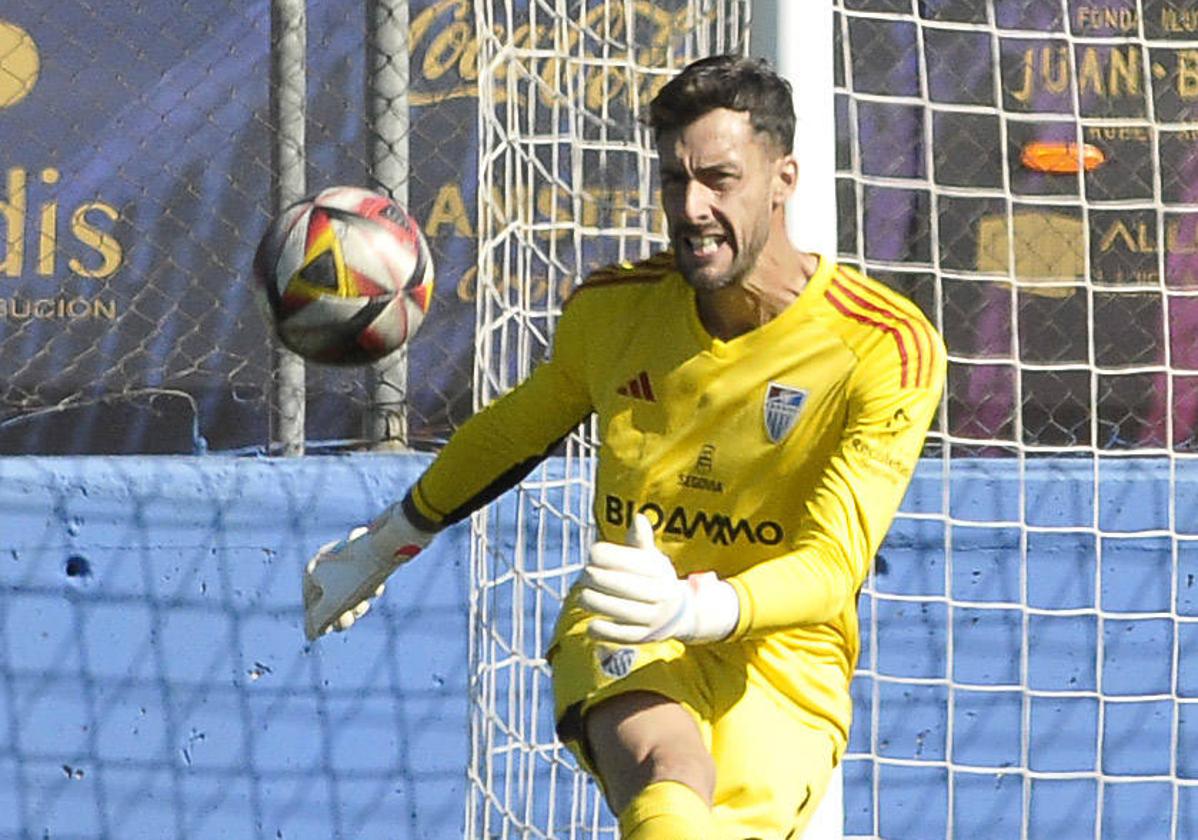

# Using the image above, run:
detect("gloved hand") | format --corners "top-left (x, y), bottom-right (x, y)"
top-left (578, 513), bottom-right (739, 644)
top-left (302, 500), bottom-right (435, 641)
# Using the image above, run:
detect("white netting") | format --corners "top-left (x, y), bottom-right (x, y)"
top-left (468, 2), bottom-right (748, 836)
top-left (837, 2), bottom-right (1198, 838)
top-left (468, 0), bottom-right (1198, 838)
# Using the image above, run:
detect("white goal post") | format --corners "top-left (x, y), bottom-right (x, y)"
top-left (466, 1), bottom-right (1198, 838)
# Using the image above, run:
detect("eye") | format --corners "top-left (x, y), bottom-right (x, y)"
top-left (705, 172), bottom-right (736, 190)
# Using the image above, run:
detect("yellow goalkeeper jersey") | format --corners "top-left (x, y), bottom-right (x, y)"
top-left (408, 252), bottom-right (945, 745)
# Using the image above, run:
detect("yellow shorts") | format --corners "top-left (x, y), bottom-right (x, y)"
top-left (548, 600), bottom-right (838, 840)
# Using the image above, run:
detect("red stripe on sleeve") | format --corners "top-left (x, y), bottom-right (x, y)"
top-left (830, 275), bottom-right (928, 387)
top-left (824, 288), bottom-right (911, 388)
top-left (836, 269), bottom-right (940, 388)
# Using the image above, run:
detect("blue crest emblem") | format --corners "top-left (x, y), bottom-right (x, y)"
top-left (598, 647), bottom-right (637, 679)
top-left (763, 383), bottom-right (808, 443)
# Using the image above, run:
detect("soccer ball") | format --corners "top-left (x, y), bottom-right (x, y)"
top-left (253, 186), bottom-right (434, 365)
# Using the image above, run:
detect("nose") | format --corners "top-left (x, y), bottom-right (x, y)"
top-left (682, 179), bottom-right (713, 225)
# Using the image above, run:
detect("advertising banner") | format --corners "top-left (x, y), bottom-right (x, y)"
top-left (0, 2), bottom-right (480, 453)
top-left (1, 0), bottom-right (1196, 454)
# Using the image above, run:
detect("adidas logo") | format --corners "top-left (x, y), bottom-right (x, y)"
top-left (616, 371), bottom-right (656, 402)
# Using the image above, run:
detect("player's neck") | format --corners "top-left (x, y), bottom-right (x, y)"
top-left (696, 240), bottom-right (818, 341)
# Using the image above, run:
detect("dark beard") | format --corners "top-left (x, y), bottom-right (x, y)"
top-left (677, 235), bottom-right (764, 293)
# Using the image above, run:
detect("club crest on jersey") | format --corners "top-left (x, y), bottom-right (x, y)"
top-left (598, 646), bottom-right (637, 679)
top-left (763, 382), bottom-right (808, 443)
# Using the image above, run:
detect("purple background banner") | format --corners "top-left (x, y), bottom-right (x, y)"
top-left (0, 2), bottom-right (479, 454)
top-left (1, 0), bottom-right (1196, 455)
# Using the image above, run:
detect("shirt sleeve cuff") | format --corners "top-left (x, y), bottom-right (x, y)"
top-left (725, 576), bottom-right (754, 640)
top-left (402, 484), bottom-right (443, 533)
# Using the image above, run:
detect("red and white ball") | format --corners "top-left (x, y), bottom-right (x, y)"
top-left (253, 186), bottom-right (434, 365)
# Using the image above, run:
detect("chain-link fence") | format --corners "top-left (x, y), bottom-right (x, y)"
top-left (4, 1), bottom-right (1195, 456)
top-left (837, 0), bottom-right (1198, 454)
top-left (0, 1), bottom-right (479, 455)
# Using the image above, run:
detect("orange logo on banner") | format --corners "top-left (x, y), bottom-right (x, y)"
top-left (0, 21), bottom-right (39, 109)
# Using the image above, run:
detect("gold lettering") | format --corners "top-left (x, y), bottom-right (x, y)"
top-left (93, 297), bottom-right (116, 319)
top-left (509, 21), bottom-right (533, 51)
top-left (533, 4), bottom-right (620, 109)
top-left (426, 182), bottom-right (473, 237)
top-left (1099, 219), bottom-right (1140, 253)
top-left (1012, 46), bottom-right (1070, 103)
top-left (1180, 50), bottom-right (1198, 99)
top-left (1092, 219), bottom-right (1198, 256)
top-left (409, 0), bottom-right (464, 54)
top-left (0, 296), bottom-right (117, 320)
top-left (37, 167), bottom-right (59, 276)
top-left (579, 192), bottom-right (601, 229)
top-left (1086, 125), bottom-right (1149, 142)
top-left (536, 186), bottom-right (572, 239)
top-left (458, 26), bottom-right (480, 82)
top-left (424, 20), bottom-right (471, 81)
top-left (456, 264), bottom-right (477, 302)
top-left (406, 0), bottom-right (721, 108)
top-left (409, 0), bottom-right (472, 100)
top-left (1012, 48), bottom-right (1032, 102)
top-left (1076, 7), bottom-right (1138, 32)
top-left (1, 168), bottom-right (26, 276)
top-left (1, 169), bottom-right (124, 279)
top-left (1078, 47), bottom-right (1105, 96)
top-left (527, 273), bottom-right (548, 305)
top-left (69, 202), bottom-right (122, 278)
top-left (484, 184), bottom-right (509, 230)
top-left (482, 183), bottom-right (538, 231)
top-left (1136, 221), bottom-right (1153, 251)
top-left (456, 267), bottom-right (579, 306)
top-left (1044, 46), bottom-right (1071, 94)
top-left (1162, 8), bottom-right (1198, 33)
top-left (586, 66), bottom-right (628, 112)
top-left (1108, 47), bottom-right (1139, 98)
top-left (558, 273), bottom-right (577, 302)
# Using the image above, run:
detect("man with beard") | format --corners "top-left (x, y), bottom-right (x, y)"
top-left (303, 55), bottom-right (945, 838)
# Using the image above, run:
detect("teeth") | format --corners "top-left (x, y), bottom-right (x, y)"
top-left (687, 236), bottom-right (721, 256)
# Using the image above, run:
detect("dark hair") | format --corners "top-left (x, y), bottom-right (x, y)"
top-left (647, 55), bottom-right (795, 154)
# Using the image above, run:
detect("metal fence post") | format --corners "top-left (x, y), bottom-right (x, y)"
top-left (270, 0), bottom-right (307, 456)
top-left (366, 0), bottom-right (411, 449)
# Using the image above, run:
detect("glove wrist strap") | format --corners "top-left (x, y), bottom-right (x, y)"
top-left (682, 572), bottom-right (739, 644)
top-left (368, 501), bottom-right (435, 570)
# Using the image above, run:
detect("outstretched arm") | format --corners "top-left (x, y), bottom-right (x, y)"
top-left (304, 307), bottom-right (594, 640)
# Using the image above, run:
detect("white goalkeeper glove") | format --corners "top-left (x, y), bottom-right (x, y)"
top-left (578, 513), bottom-right (739, 645)
top-left (302, 500), bottom-right (435, 641)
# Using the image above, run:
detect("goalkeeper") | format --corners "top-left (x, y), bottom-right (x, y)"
top-left (304, 54), bottom-right (945, 839)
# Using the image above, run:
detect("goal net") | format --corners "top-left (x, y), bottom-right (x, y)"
top-left (469, 1), bottom-right (1198, 838)
top-left (468, 2), bottom-right (747, 836)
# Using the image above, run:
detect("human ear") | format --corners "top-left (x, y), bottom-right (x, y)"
top-left (772, 155), bottom-right (798, 206)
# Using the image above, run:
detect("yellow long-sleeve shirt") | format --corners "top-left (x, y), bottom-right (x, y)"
top-left (407, 252), bottom-right (944, 743)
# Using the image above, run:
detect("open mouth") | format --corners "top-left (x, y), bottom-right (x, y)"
top-left (683, 234), bottom-right (726, 259)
